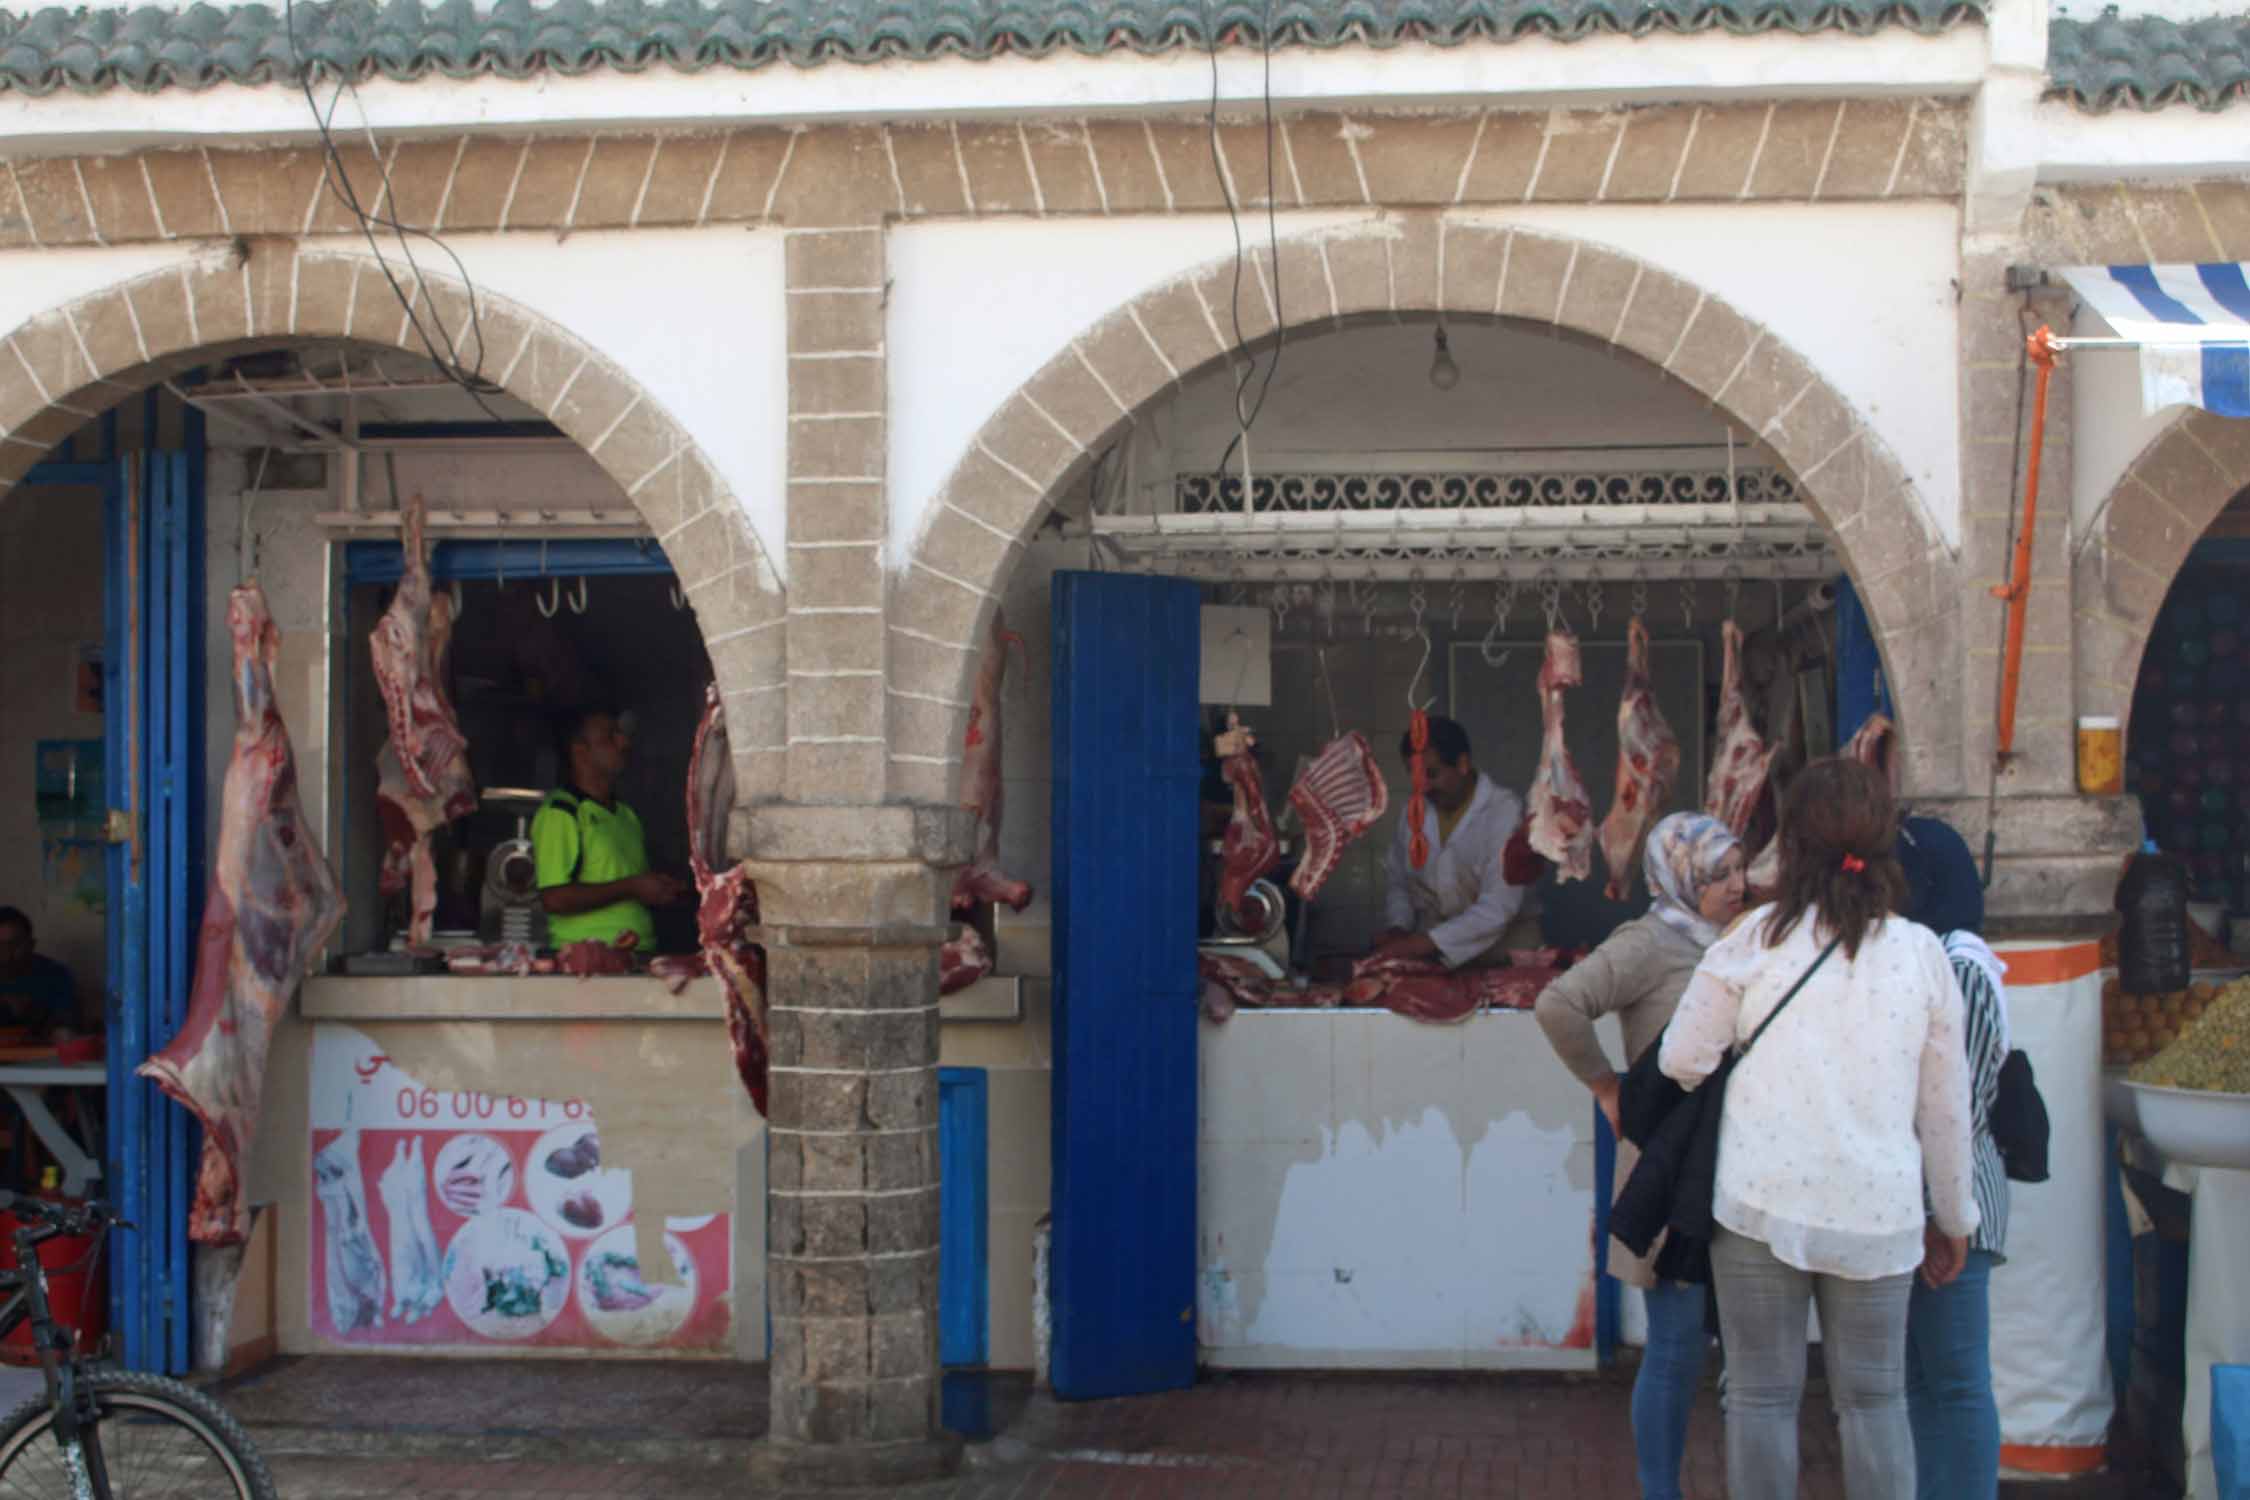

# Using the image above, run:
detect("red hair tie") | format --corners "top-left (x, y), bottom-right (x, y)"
top-left (1841, 854), bottom-right (1867, 874)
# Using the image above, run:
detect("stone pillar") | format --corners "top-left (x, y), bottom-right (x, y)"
top-left (744, 806), bottom-right (970, 1488)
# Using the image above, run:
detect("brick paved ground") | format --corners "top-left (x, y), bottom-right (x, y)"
top-left (209, 1357), bottom-right (2178, 1499)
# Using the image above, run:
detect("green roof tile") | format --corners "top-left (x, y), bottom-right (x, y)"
top-left (0, 0), bottom-right (1986, 97)
top-left (2047, 11), bottom-right (2250, 114)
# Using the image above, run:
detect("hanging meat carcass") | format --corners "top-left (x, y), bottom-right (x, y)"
top-left (1598, 617), bottom-right (1682, 901)
top-left (940, 926), bottom-right (993, 997)
top-left (1528, 630), bottom-right (1595, 882)
top-left (1287, 732), bottom-right (1390, 902)
top-left (1743, 710), bottom-right (1900, 899)
top-left (371, 494), bottom-right (475, 948)
top-left (952, 610), bottom-right (1035, 915)
top-left (1704, 620), bottom-right (1775, 837)
top-left (140, 582), bottom-right (346, 1246)
top-left (688, 685), bottom-right (770, 1115)
top-left (1215, 717), bottom-right (1280, 928)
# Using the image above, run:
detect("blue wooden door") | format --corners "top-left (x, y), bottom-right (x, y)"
top-left (937, 1068), bottom-right (988, 1367)
top-left (1049, 571), bottom-right (1202, 1400)
top-left (102, 451), bottom-right (201, 1374)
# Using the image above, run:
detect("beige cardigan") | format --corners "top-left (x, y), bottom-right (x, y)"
top-left (1532, 914), bottom-right (1706, 1289)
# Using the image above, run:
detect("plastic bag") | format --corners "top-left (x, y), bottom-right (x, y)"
top-left (2117, 853), bottom-right (2191, 996)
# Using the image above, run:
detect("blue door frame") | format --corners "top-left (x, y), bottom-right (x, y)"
top-left (27, 447), bottom-right (203, 1375)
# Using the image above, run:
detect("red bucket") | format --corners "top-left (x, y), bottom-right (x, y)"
top-left (0, 1209), bottom-right (105, 1366)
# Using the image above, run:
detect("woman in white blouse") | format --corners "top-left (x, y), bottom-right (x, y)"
top-left (1659, 757), bottom-right (1979, 1500)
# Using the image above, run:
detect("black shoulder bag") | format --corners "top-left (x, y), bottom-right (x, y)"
top-left (1618, 936), bottom-right (1839, 1149)
top-left (1991, 1049), bottom-right (2050, 1183)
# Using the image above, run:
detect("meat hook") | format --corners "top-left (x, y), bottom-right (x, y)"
top-left (1317, 646), bottom-right (1342, 741)
top-left (670, 584), bottom-right (687, 611)
top-left (566, 576), bottom-right (590, 615)
top-left (536, 577), bottom-right (562, 619)
top-left (450, 579), bottom-right (465, 616)
top-left (1407, 628), bottom-right (1436, 713)
top-left (1479, 577), bottom-right (1516, 668)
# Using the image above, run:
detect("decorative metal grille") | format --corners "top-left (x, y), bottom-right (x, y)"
top-left (1174, 467), bottom-right (1798, 514)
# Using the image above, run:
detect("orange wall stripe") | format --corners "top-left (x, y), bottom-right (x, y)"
top-left (1995, 942), bottom-right (2102, 987)
top-left (2000, 1443), bottom-right (2107, 1476)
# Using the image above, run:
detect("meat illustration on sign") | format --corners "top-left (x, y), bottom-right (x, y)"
top-left (687, 684), bottom-right (770, 1115)
top-left (1287, 732), bottom-right (1390, 902)
top-left (951, 610), bottom-right (1035, 916)
top-left (371, 494), bottom-right (476, 949)
top-left (379, 1139), bottom-right (444, 1325)
top-left (1703, 620), bottom-right (1775, 837)
top-left (1215, 716), bottom-right (1280, 928)
top-left (1528, 630), bottom-right (1595, 883)
top-left (1598, 617), bottom-right (1682, 901)
top-left (314, 1132), bottom-right (386, 1332)
top-left (139, 581), bottom-right (346, 1246)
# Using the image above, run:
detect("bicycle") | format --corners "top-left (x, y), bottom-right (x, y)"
top-left (0, 1190), bottom-right (276, 1499)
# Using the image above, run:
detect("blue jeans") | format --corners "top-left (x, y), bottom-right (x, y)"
top-left (1905, 1249), bottom-right (1999, 1500)
top-left (1634, 1279), bottom-right (1710, 1500)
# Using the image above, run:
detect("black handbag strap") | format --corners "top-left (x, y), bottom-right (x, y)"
top-left (1740, 936), bottom-right (1842, 1056)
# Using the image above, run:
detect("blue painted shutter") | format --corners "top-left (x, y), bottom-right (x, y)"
top-left (1049, 571), bottom-right (1201, 1400)
top-left (937, 1067), bottom-right (988, 1368)
top-left (1832, 574), bottom-right (1889, 746)
top-left (104, 451), bottom-right (201, 1375)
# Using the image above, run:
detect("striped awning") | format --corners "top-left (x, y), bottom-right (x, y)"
top-left (2058, 264), bottom-right (2250, 419)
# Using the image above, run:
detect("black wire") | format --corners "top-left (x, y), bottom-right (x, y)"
top-left (1210, 0), bottom-right (1285, 480)
top-left (285, 0), bottom-right (506, 420)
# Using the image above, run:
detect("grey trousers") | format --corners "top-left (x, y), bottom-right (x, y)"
top-left (1710, 1226), bottom-right (1917, 1500)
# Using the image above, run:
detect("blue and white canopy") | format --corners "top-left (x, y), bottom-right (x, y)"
top-left (2058, 264), bottom-right (2250, 419)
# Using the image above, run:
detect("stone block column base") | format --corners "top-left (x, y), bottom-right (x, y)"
top-left (747, 1432), bottom-right (964, 1488)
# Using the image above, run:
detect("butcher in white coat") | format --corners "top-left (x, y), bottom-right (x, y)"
top-left (1376, 715), bottom-right (1534, 969)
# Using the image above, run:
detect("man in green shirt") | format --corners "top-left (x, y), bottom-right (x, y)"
top-left (533, 708), bottom-right (685, 950)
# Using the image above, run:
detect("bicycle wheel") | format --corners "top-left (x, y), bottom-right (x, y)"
top-left (0, 1369), bottom-right (277, 1500)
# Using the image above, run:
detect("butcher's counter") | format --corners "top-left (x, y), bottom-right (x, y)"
top-left (243, 974), bottom-right (767, 1362)
top-left (1196, 1007), bottom-right (1604, 1371)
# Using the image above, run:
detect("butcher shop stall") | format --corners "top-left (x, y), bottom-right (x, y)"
top-left (947, 320), bottom-right (1896, 1377)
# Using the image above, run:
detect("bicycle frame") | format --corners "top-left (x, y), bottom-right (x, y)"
top-left (0, 1222), bottom-right (114, 1493)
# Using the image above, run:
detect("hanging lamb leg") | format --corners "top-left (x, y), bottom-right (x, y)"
top-left (1704, 619), bottom-right (1777, 836)
top-left (370, 495), bottom-right (476, 949)
top-left (1598, 617), bottom-right (1682, 900)
top-left (952, 610), bottom-right (1035, 915)
top-left (688, 684), bottom-right (770, 1114)
top-left (1528, 629), bottom-right (1594, 882)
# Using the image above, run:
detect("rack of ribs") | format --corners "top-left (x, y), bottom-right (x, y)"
top-left (1286, 732), bottom-right (1390, 902)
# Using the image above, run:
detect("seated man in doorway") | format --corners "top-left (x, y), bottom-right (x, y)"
top-left (1374, 717), bottom-right (1538, 968)
top-left (533, 708), bottom-right (686, 951)
top-left (0, 906), bottom-right (81, 1038)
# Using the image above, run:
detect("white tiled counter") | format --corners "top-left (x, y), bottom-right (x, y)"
top-left (1196, 1009), bottom-right (1600, 1371)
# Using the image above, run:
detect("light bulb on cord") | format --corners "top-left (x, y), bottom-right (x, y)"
top-left (1428, 326), bottom-right (1461, 391)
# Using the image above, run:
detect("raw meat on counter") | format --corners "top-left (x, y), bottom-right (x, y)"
top-left (1197, 951), bottom-right (1562, 1025)
top-left (687, 685), bottom-right (771, 1115)
top-left (1598, 617), bottom-right (1681, 901)
top-left (1216, 721), bottom-right (1281, 927)
top-left (646, 952), bottom-right (708, 994)
top-left (1703, 620), bottom-right (1774, 836)
top-left (371, 494), bottom-right (476, 950)
top-left (1527, 630), bottom-right (1594, 882)
top-left (444, 941), bottom-right (547, 977)
top-left (556, 935), bottom-right (637, 977)
top-left (952, 610), bottom-right (1035, 915)
top-left (1287, 732), bottom-right (1390, 901)
top-left (140, 582), bottom-right (346, 1246)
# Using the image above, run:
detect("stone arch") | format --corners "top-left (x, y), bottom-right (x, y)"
top-left (0, 244), bottom-right (785, 802)
top-left (887, 213), bottom-right (1954, 805)
top-left (2073, 407), bottom-right (2250, 742)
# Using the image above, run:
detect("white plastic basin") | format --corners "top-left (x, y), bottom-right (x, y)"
top-left (2121, 1081), bottom-right (2250, 1170)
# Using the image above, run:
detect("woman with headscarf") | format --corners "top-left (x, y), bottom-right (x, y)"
top-left (1897, 813), bottom-right (2011, 1500)
top-left (1535, 811), bottom-right (1747, 1500)
top-left (1659, 758), bottom-right (1978, 1500)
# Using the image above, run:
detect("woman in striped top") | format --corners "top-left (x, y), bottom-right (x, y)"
top-left (1898, 814), bottom-right (2011, 1500)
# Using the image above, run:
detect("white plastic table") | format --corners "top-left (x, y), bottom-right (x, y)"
top-left (0, 1064), bottom-right (105, 1197)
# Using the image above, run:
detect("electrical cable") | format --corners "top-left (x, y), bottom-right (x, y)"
top-left (284, 0), bottom-right (506, 420)
top-left (1210, 0), bottom-right (1285, 479)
